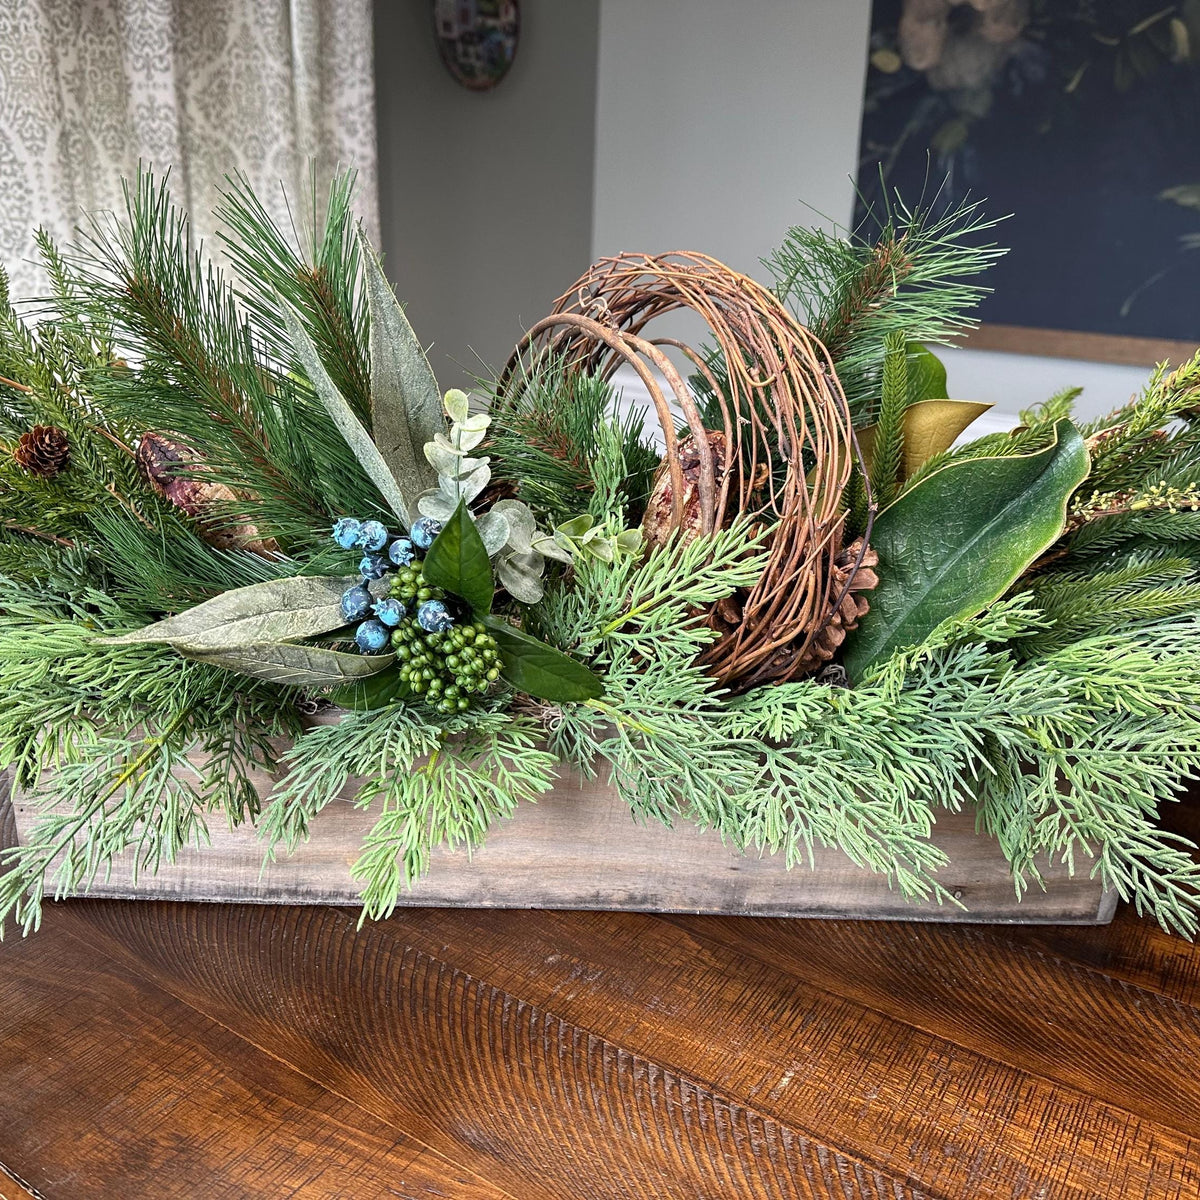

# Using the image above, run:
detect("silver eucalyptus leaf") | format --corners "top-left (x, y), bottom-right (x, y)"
top-left (496, 549), bottom-right (546, 604)
top-left (443, 387), bottom-right (471, 425)
top-left (424, 441), bottom-right (462, 476)
top-left (417, 489), bottom-right (458, 520)
top-left (475, 509), bottom-right (511, 556)
top-left (448, 455), bottom-right (489, 480)
top-left (490, 498), bottom-right (537, 553)
top-left (455, 425), bottom-right (489, 453)
top-left (532, 532), bottom-right (573, 565)
top-left (459, 462), bottom-right (492, 504)
top-left (362, 236), bottom-right (443, 509)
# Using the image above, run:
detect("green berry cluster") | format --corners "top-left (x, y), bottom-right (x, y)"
top-left (388, 557), bottom-right (441, 605)
top-left (391, 617), bottom-right (502, 714)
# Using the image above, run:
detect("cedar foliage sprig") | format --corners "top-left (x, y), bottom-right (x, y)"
top-left (0, 581), bottom-right (300, 937)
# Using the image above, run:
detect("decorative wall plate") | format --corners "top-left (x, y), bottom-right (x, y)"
top-left (432, 0), bottom-right (520, 92)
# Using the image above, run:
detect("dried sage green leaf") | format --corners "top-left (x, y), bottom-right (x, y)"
top-left (283, 304), bottom-right (414, 526)
top-left (185, 642), bottom-right (395, 689)
top-left (363, 238), bottom-right (443, 508)
top-left (103, 575), bottom-right (357, 651)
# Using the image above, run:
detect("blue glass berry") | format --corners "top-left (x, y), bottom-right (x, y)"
top-left (372, 597), bottom-right (405, 626)
top-left (417, 598), bottom-right (455, 633)
top-left (388, 537), bottom-right (415, 566)
top-left (331, 517), bottom-right (361, 550)
top-left (355, 618), bottom-right (391, 654)
top-left (358, 552), bottom-right (389, 581)
top-left (340, 584), bottom-right (372, 622)
top-left (410, 516), bottom-right (442, 551)
top-left (356, 519), bottom-right (389, 552)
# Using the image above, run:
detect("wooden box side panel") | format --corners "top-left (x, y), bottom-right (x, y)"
top-left (9, 766), bottom-right (1116, 924)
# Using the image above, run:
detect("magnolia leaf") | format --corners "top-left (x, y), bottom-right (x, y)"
top-left (485, 617), bottom-right (604, 702)
top-left (362, 238), bottom-right (443, 509)
top-left (283, 305), bottom-right (414, 526)
top-left (423, 499), bottom-right (494, 615)
top-left (496, 550), bottom-right (546, 604)
top-left (905, 342), bottom-right (948, 404)
top-left (102, 575), bottom-right (356, 650)
top-left (443, 387), bottom-right (471, 425)
top-left (843, 418), bottom-right (1090, 681)
top-left (186, 642), bottom-right (395, 689)
top-left (858, 400), bottom-right (993, 482)
top-left (475, 509), bottom-right (511, 556)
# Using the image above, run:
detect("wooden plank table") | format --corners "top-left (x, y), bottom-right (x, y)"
top-left (2, 800), bottom-right (1198, 1198)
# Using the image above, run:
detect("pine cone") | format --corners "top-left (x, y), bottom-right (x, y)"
top-left (136, 432), bottom-right (278, 556)
top-left (642, 430), bottom-right (730, 549)
top-left (793, 535), bottom-right (880, 677)
top-left (14, 425), bottom-right (71, 478)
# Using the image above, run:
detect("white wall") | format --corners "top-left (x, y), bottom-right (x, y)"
top-left (373, 0), bottom-right (1156, 417)
top-left (590, 0), bottom-right (1152, 420)
top-left (374, 0), bottom-right (599, 389)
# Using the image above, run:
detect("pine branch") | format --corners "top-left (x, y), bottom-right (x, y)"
top-left (767, 190), bottom-right (1005, 421)
top-left (487, 358), bottom-right (658, 525)
top-left (214, 167), bottom-right (371, 421)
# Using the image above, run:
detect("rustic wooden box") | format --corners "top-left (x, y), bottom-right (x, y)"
top-left (8, 758), bottom-right (1116, 924)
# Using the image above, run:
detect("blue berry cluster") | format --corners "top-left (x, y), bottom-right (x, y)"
top-left (331, 516), bottom-right (497, 710)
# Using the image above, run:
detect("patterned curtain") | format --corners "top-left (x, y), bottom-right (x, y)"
top-left (0, 0), bottom-right (378, 297)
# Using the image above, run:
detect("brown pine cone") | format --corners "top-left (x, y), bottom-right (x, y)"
top-left (793, 536), bottom-right (880, 677)
top-left (14, 425), bottom-right (71, 478)
top-left (136, 432), bottom-right (278, 556)
top-left (642, 430), bottom-right (730, 550)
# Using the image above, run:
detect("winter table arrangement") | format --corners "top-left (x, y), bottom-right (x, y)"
top-left (2, 172), bottom-right (1199, 936)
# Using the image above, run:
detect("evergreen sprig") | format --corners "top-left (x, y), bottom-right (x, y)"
top-left (767, 189), bottom-right (1005, 421)
top-left (486, 357), bottom-right (659, 525)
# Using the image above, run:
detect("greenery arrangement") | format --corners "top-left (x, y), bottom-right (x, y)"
top-left (3, 170), bottom-right (1200, 938)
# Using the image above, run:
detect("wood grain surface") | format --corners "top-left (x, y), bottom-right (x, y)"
top-left (10, 766), bottom-right (1115, 924)
top-left (1, 797), bottom-right (1198, 1198)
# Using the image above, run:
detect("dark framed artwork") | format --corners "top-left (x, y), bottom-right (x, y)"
top-left (433, 0), bottom-right (520, 92)
top-left (856, 1), bottom-right (1200, 365)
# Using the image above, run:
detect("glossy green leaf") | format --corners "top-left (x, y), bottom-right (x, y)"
top-left (843, 418), bottom-right (1090, 681)
top-left (283, 304), bottom-right (414, 526)
top-left (103, 575), bottom-right (357, 651)
top-left (328, 668), bottom-right (412, 711)
top-left (185, 642), bottom-right (395, 689)
top-left (423, 499), bottom-right (494, 616)
top-left (905, 342), bottom-right (948, 403)
top-left (362, 240), bottom-right (443, 511)
top-left (484, 618), bottom-right (604, 702)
